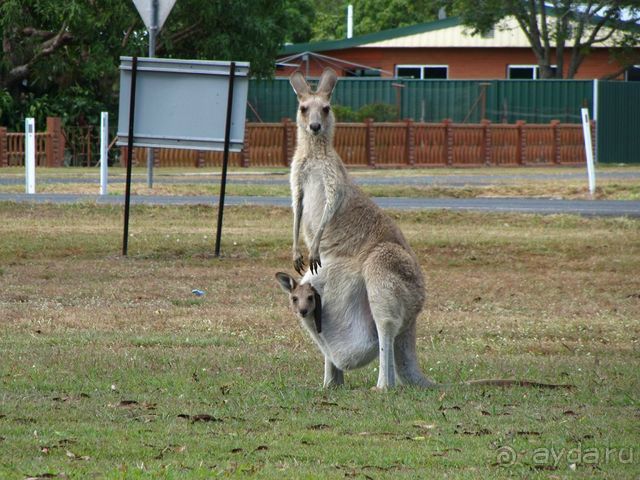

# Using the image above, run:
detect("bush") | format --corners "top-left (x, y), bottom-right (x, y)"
top-left (356, 103), bottom-right (399, 122)
top-left (332, 104), bottom-right (359, 122)
top-left (332, 103), bottom-right (399, 123)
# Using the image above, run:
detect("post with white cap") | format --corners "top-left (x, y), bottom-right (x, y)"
top-left (581, 108), bottom-right (596, 197)
top-left (100, 112), bottom-right (109, 195)
top-left (25, 118), bottom-right (36, 194)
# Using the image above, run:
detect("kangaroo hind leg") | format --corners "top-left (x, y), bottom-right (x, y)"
top-left (394, 324), bottom-right (436, 387)
top-left (323, 356), bottom-right (344, 388)
top-left (364, 243), bottom-right (424, 390)
top-left (363, 272), bottom-right (398, 389)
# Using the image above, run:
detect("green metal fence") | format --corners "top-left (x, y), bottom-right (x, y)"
top-left (489, 80), bottom-right (593, 124)
top-left (246, 78), bottom-right (594, 124)
top-left (247, 78), bottom-right (640, 164)
top-left (596, 81), bottom-right (640, 164)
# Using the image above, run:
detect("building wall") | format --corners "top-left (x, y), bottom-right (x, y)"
top-left (277, 47), bottom-right (630, 80)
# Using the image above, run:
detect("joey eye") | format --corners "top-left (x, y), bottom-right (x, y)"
top-left (307, 295), bottom-right (314, 302)
top-left (300, 106), bottom-right (308, 114)
top-left (292, 296), bottom-right (298, 303)
top-left (322, 106), bottom-right (330, 114)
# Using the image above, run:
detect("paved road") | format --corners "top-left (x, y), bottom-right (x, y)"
top-left (2, 169), bottom-right (639, 216)
top-left (2, 192), bottom-right (639, 217)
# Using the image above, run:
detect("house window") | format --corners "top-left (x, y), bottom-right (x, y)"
top-left (626, 65), bottom-right (640, 82)
top-left (424, 66), bottom-right (448, 79)
top-left (396, 66), bottom-right (422, 79)
top-left (508, 65), bottom-right (537, 79)
top-left (396, 65), bottom-right (448, 79)
top-left (508, 64), bottom-right (558, 79)
top-left (345, 68), bottom-right (381, 77)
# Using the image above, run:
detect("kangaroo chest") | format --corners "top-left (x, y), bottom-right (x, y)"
top-left (298, 159), bottom-right (327, 241)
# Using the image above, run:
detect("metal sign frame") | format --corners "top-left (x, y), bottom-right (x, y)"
top-left (117, 57), bottom-right (249, 151)
top-left (117, 56), bottom-right (250, 256)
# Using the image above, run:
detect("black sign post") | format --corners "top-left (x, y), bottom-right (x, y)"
top-left (214, 62), bottom-right (236, 257)
top-left (122, 56), bottom-right (138, 256)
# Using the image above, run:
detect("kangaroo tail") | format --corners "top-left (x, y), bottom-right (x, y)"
top-left (454, 379), bottom-right (574, 389)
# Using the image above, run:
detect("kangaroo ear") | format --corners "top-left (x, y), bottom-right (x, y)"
top-left (289, 71), bottom-right (311, 99)
top-left (316, 68), bottom-right (338, 99)
top-left (313, 291), bottom-right (322, 333)
top-left (275, 272), bottom-right (297, 293)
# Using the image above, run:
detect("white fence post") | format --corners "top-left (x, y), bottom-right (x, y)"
top-left (100, 112), bottom-right (109, 195)
top-left (25, 118), bottom-right (36, 194)
top-left (581, 108), bottom-right (596, 197)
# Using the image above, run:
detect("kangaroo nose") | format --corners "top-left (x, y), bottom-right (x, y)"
top-left (309, 123), bottom-right (321, 133)
top-left (299, 308), bottom-right (308, 317)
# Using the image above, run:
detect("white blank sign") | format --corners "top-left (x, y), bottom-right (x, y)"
top-left (117, 57), bottom-right (250, 152)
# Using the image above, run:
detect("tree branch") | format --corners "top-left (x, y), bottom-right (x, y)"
top-left (21, 27), bottom-right (58, 39)
top-left (40, 22), bottom-right (72, 55)
top-left (554, 0), bottom-right (572, 78)
top-left (538, 0), bottom-right (551, 61)
top-left (121, 21), bottom-right (137, 48)
top-left (156, 20), bottom-right (203, 54)
top-left (600, 61), bottom-right (638, 80)
top-left (4, 21), bottom-right (73, 89)
top-left (581, 7), bottom-right (619, 47)
top-left (567, 2), bottom-right (626, 78)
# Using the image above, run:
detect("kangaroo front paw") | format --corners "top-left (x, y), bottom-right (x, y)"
top-left (293, 253), bottom-right (305, 275)
top-left (309, 253), bottom-right (322, 275)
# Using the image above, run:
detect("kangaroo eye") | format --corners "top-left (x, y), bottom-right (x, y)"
top-left (292, 296), bottom-right (298, 303)
top-left (307, 295), bottom-right (314, 302)
top-left (322, 106), bottom-right (330, 114)
top-left (300, 106), bottom-right (308, 114)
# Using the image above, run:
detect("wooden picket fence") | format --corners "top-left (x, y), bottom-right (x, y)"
top-left (4, 132), bottom-right (49, 166)
top-left (123, 119), bottom-right (594, 168)
top-left (0, 118), bottom-right (65, 167)
top-left (2, 117), bottom-right (594, 168)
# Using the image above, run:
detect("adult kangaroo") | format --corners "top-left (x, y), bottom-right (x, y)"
top-left (288, 67), bottom-right (433, 389)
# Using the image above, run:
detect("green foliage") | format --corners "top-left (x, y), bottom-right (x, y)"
top-left (311, 0), bottom-right (437, 40)
top-left (161, 0), bottom-right (292, 78)
top-left (332, 104), bottom-right (359, 122)
top-left (282, 0), bottom-right (317, 44)
top-left (0, 89), bottom-right (13, 121)
top-left (333, 103), bottom-right (399, 122)
top-left (0, 0), bottom-right (310, 129)
top-left (357, 102), bottom-right (399, 121)
top-left (354, 0), bottom-right (438, 35)
top-left (0, 0), bottom-right (143, 129)
top-left (310, 2), bottom-right (348, 41)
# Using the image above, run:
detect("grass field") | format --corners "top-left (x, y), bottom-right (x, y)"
top-left (1, 201), bottom-right (639, 479)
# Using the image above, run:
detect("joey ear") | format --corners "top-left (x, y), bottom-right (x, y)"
top-left (275, 272), bottom-right (297, 293)
top-left (313, 291), bottom-right (322, 333)
top-left (316, 68), bottom-right (338, 99)
top-left (289, 71), bottom-right (311, 99)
